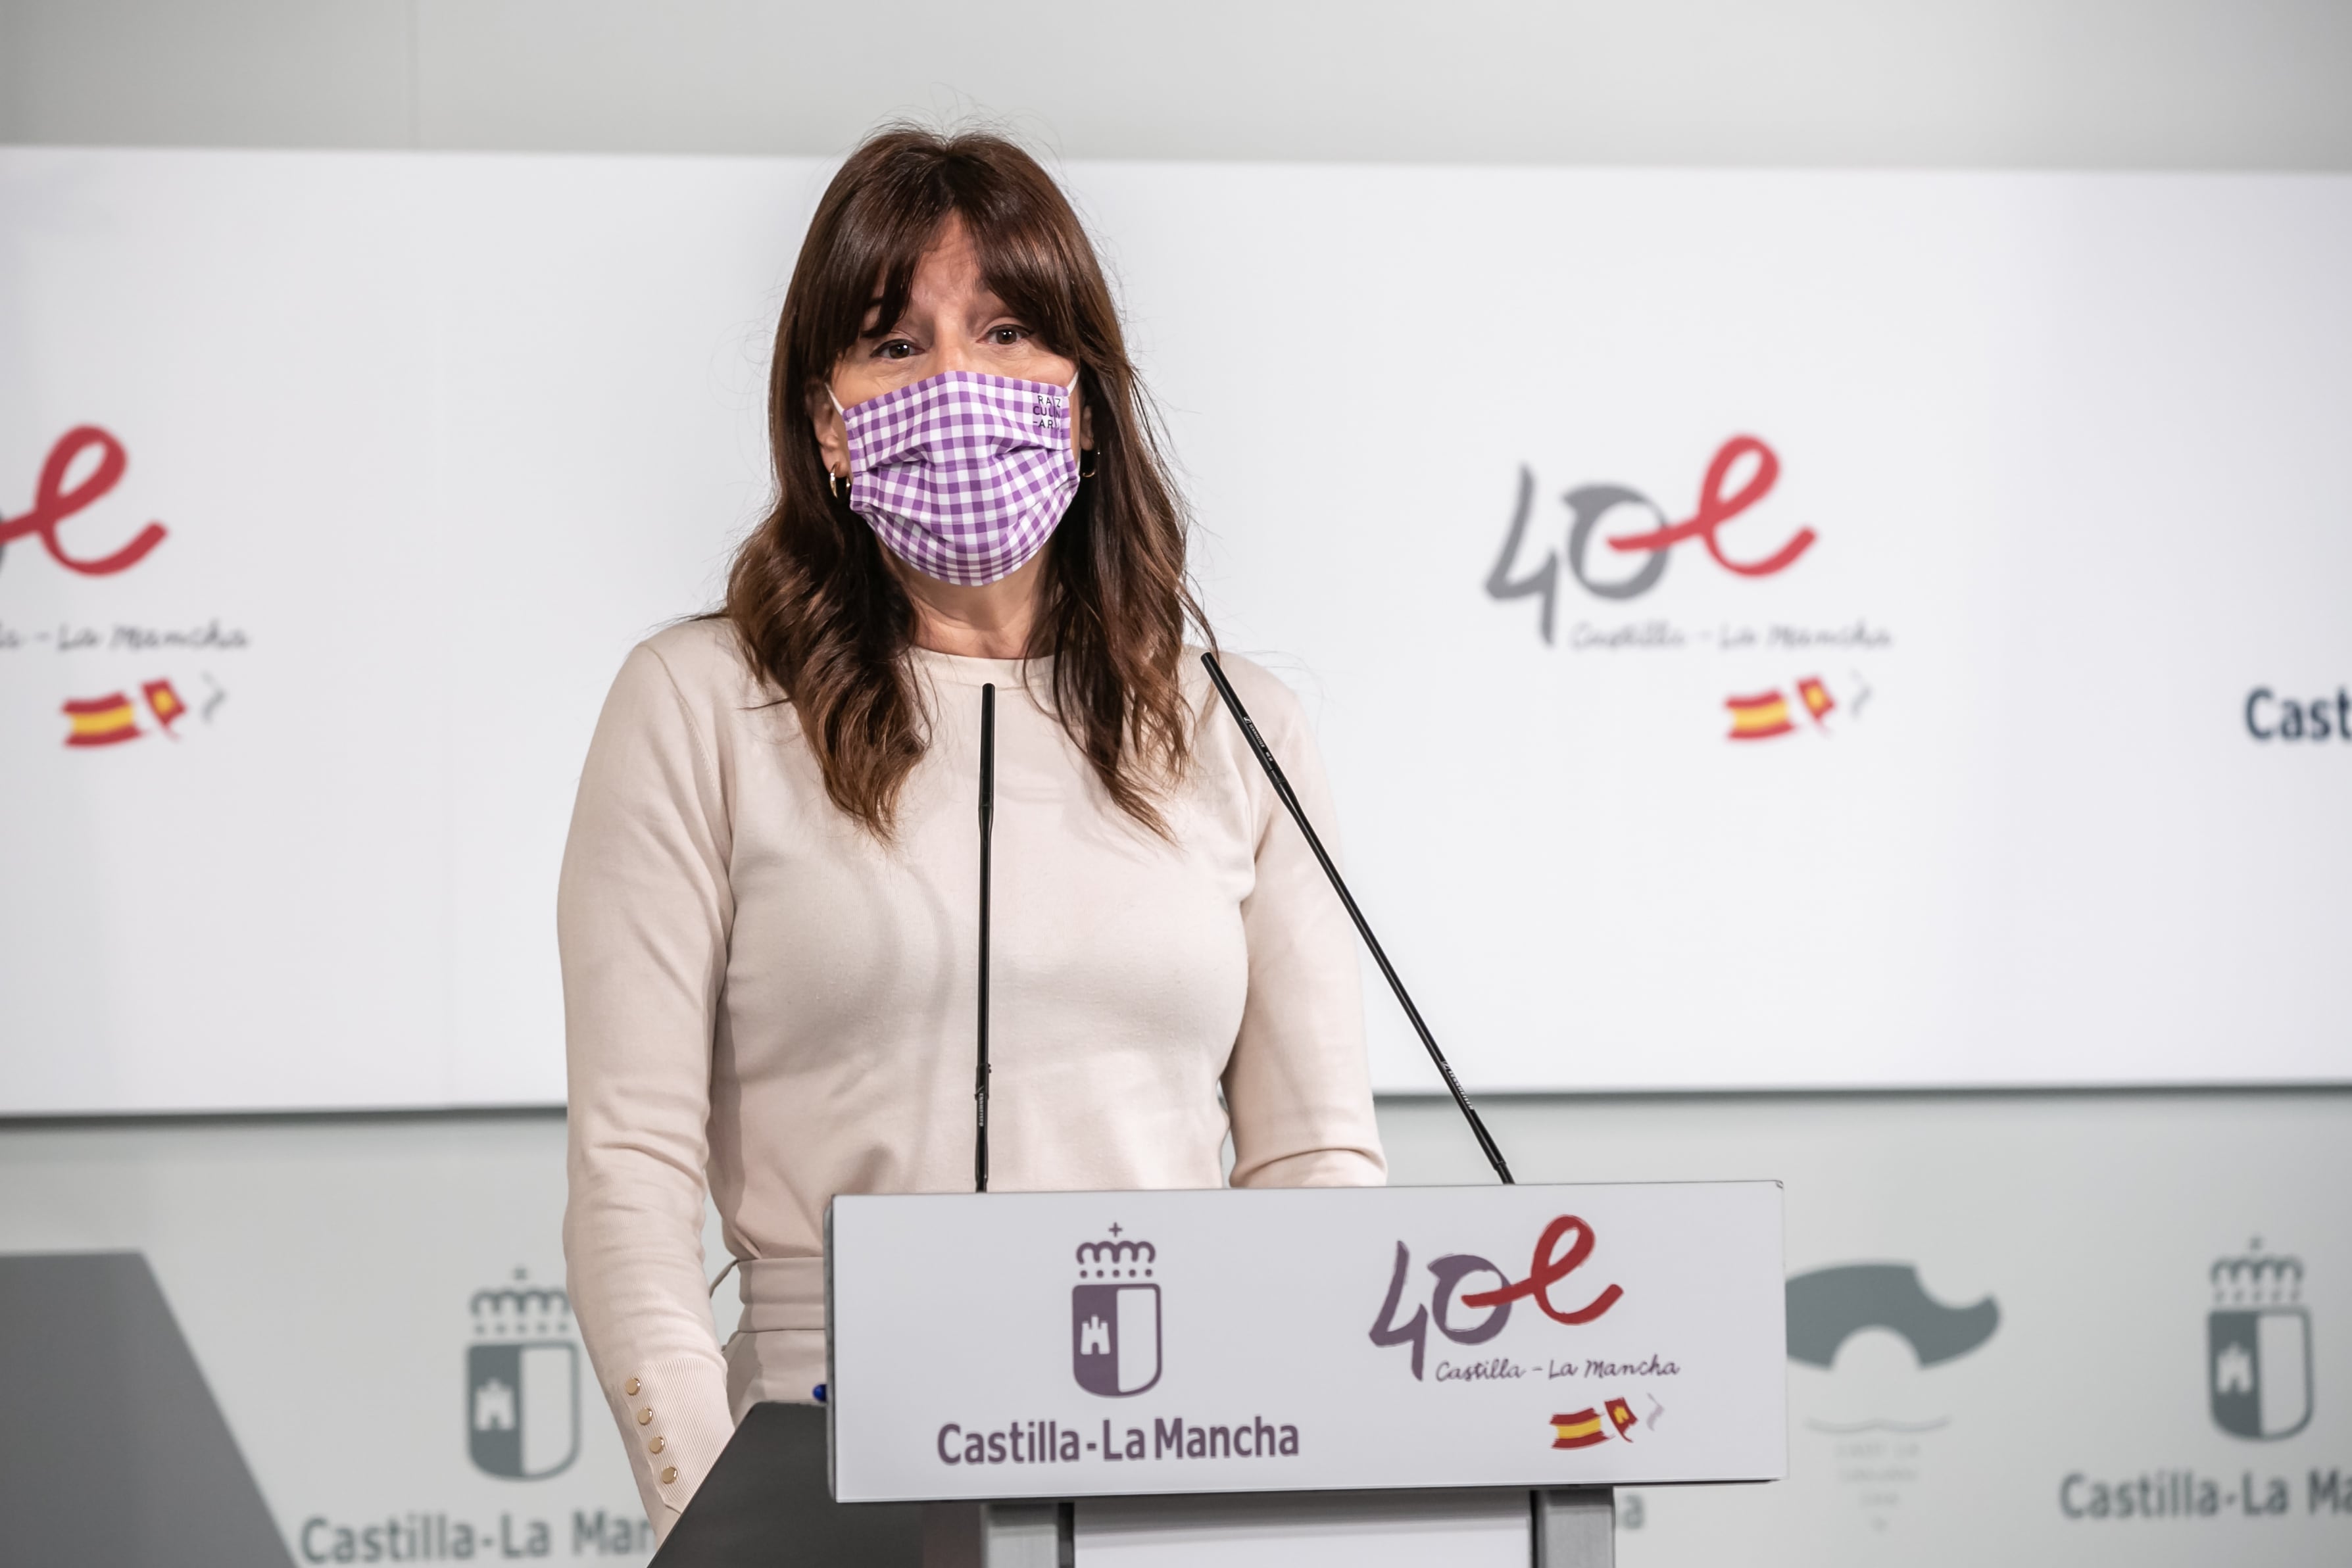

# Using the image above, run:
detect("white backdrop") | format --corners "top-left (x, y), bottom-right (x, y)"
top-left (2, 149), bottom-right (2347, 1111)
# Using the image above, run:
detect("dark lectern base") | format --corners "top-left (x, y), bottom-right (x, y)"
top-left (651, 1402), bottom-right (923, 1567)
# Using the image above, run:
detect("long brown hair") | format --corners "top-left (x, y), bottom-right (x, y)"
top-left (725, 126), bottom-right (1208, 839)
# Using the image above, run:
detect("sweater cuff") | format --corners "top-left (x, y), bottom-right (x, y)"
top-left (605, 1352), bottom-right (737, 1534)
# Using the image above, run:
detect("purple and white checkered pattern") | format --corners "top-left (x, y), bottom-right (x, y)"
top-left (841, 370), bottom-right (1081, 586)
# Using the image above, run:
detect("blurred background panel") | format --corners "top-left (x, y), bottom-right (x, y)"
top-left (1, 1094), bottom-right (2345, 1565)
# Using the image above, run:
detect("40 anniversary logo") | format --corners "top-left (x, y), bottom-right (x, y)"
top-left (1486, 436), bottom-right (1815, 631)
top-left (1486, 435), bottom-right (1886, 743)
top-left (1, 426), bottom-right (245, 744)
top-left (1371, 1216), bottom-right (1668, 1458)
top-left (1369, 1213), bottom-right (1626, 1381)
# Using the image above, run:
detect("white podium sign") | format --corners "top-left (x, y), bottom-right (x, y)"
top-left (825, 1182), bottom-right (1784, 1502)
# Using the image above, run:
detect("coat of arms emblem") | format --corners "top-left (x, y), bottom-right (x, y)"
top-left (467, 1269), bottom-right (581, 1479)
top-left (1072, 1225), bottom-right (1161, 1397)
top-left (2208, 1239), bottom-right (2311, 1441)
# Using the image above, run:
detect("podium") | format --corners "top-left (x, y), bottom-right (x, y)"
top-left (655, 1182), bottom-right (1783, 1566)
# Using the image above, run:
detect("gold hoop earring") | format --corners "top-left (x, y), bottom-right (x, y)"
top-left (1079, 453), bottom-right (1098, 480)
top-left (829, 469), bottom-right (843, 498)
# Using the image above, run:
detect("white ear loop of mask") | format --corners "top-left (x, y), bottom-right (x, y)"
top-left (827, 385), bottom-right (850, 484)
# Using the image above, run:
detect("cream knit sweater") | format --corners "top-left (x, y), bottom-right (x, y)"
top-left (557, 620), bottom-right (1385, 1532)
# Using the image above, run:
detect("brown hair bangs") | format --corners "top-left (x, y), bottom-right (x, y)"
top-left (724, 125), bottom-right (1210, 839)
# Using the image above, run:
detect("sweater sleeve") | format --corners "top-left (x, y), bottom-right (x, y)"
top-left (558, 638), bottom-right (741, 1534)
top-left (1216, 658), bottom-right (1389, 1189)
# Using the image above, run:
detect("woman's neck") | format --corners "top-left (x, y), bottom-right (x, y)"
top-left (892, 546), bottom-right (1049, 660)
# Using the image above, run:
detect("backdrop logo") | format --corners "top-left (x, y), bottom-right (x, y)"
top-left (1726, 675), bottom-right (1863, 742)
top-left (0, 426), bottom-right (168, 577)
top-left (1786, 1263), bottom-right (2001, 1370)
top-left (2209, 1239), bottom-right (2312, 1441)
top-left (1072, 1225), bottom-right (1161, 1397)
top-left (466, 1269), bottom-right (580, 1480)
top-left (61, 681), bottom-right (189, 745)
top-left (3, 425), bottom-right (245, 747)
top-left (1788, 1260), bottom-right (1997, 1534)
top-left (1369, 1215), bottom-right (1624, 1381)
top-left (1486, 435), bottom-right (1817, 642)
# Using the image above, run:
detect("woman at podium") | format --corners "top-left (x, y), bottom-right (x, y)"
top-left (556, 126), bottom-right (1386, 1536)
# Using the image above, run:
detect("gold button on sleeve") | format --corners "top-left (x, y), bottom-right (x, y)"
top-left (624, 1377), bottom-right (639, 1396)
top-left (660, 1466), bottom-right (678, 1484)
top-left (649, 1436), bottom-right (666, 1454)
top-left (637, 1406), bottom-right (652, 1425)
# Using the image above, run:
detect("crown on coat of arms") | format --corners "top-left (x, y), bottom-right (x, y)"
top-left (1075, 1224), bottom-right (1156, 1278)
top-left (2211, 1239), bottom-right (2301, 1306)
top-left (471, 1267), bottom-right (574, 1338)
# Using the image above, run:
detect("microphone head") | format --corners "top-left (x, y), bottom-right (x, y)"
top-left (979, 682), bottom-right (996, 813)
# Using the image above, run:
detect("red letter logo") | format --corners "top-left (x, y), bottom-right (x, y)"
top-left (0, 427), bottom-right (168, 576)
top-left (1460, 1215), bottom-right (1624, 1325)
top-left (1606, 436), bottom-right (1813, 578)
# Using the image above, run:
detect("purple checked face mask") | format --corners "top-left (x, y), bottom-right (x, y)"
top-left (834, 370), bottom-right (1082, 586)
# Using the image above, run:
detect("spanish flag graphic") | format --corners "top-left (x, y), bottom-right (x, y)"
top-left (1605, 1397), bottom-right (1638, 1440)
top-left (1551, 1408), bottom-right (1609, 1450)
top-left (142, 678), bottom-right (187, 733)
top-left (1725, 690), bottom-right (1794, 741)
top-left (1798, 676), bottom-right (1834, 725)
top-left (62, 692), bottom-right (141, 747)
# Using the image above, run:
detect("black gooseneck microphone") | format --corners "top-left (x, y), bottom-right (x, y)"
top-left (975, 682), bottom-right (996, 1193)
top-left (1200, 652), bottom-right (1515, 1185)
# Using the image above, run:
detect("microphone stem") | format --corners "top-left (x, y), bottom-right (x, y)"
top-left (1200, 653), bottom-right (1514, 1185)
top-left (976, 682), bottom-right (995, 1194)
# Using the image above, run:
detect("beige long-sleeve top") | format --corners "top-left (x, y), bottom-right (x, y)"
top-left (557, 619), bottom-right (1385, 1532)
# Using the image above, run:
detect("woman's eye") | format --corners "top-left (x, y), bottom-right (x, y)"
top-left (876, 339), bottom-right (917, 360)
top-left (989, 326), bottom-right (1029, 347)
